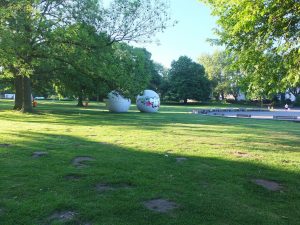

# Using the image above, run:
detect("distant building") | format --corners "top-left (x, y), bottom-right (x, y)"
top-left (4, 94), bottom-right (15, 99)
top-left (285, 88), bottom-right (299, 102)
top-left (277, 88), bottom-right (299, 102)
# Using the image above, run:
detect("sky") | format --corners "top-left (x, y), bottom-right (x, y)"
top-left (136, 0), bottom-right (221, 68)
top-left (103, 0), bottom-right (221, 68)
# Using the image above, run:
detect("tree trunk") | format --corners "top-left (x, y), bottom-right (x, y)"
top-left (233, 94), bottom-right (238, 102)
top-left (13, 76), bottom-right (23, 110)
top-left (280, 93), bottom-right (285, 102)
top-left (221, 92), bottom-right (225, 100)
top-left (77, 91), bottom-right (84, 107)
top-left (20, 76), bottom-right (33, 113)
top-left (183, 98), bottom-right (188, 104)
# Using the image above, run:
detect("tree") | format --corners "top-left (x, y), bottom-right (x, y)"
top-left (106, 43), bottom-right (154, 99)
top-left (148, 63), bottom-right (163, 93)
top-left (0, 0), bottom-right (93, 112)
top-left (0, 0), bottom-right (173, 112)
top-left (53, 42), bottom-right (157, 105)
top-left (198, 50), bottom-right (242, 101)
top-left (200, 0), bottom-right (300, 98)
top-left (168, 56), bottom-right (211, 104)
top-left (198, 51), bottom-right (227, 100)
top-left (44, 24), bottom-right (112, 106)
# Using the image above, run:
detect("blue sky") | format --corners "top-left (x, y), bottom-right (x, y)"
top-left (135, 0), bottom-right (221, 68)
top-left (103, 0), bottom-right (221, 68)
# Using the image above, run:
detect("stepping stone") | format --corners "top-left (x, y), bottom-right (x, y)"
top-left (64, 174), bottom-right (82, 181)
top-left (199, 181), bottom-right (209, 188)
top-left (72, 156), bottom-right (95, 168)
top-left (143, 199), bottom-right (178, 213)
top-left (95, 183), bottom-right (133, 192)
top-left (48, 211), bottom-right (77, 223)
top-left (176, 157), bottom-right (187, 163)
top-left (73, 143), bottom-right (86, 148)
top-left (0, 144), bottom-right (10, 147)
top-left (233, 151), bottom-right (250, 158)
top-left (252, 179), bottom-right (282, 191)
top-left (32, 151), bottom-right (48, 158)
top-left (95, 183), bottom-right (115, 192)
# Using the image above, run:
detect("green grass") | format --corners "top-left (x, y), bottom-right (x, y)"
top-left (0, 99), bottom-right (299, 225)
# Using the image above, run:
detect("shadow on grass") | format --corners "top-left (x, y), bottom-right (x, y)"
top-left (0, 132), bottom-right (299, 225)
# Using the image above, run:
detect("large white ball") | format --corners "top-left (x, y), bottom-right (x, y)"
top-left (136, 90), bottom-right (160, 113)
top-left (106, 91), bottom-right (131, 113)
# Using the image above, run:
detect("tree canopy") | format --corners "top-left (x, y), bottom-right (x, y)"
top-left (168, 56), bottom-right (211, 103)
top-left (200, 0), bottom-right (300, 98)
top-left (198, 51), bottom-right (241, 101)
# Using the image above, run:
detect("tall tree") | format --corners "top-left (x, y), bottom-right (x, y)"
top-left (169, 56), bottom-right (211, 104)
top-left (104, 43), bottom-right (154, 99)
top-left (198, 51), bottom-right (241, 101)
top-left (0, 0), bottom-right (91, 112)
top-left (200, 0), bottom-right (300, 98)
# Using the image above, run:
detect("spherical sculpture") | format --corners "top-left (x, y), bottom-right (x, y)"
top-left (136, 90), bottom-right (160, 113)
top-left (106, 91), bottom-right (131, 113)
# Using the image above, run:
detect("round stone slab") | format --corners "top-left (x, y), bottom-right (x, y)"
top-left (72, 156), bottom-right (95, 168)
top-left (64, 174), bottom-right (82, 181)
top-left (32, 151), bottom-right (48, 158)
top-left (95, 183), bottom-right (115, 192)
top-left (252, 179), bottom-right (283, 191)
top-left (176, 157), bottom-right (187, 163)
top-left (48, 211), bottom-right (77, 222)
top-left (95, 183), bottom-right (133, 192)
top-left (143, 199), bottom-right (178, 213)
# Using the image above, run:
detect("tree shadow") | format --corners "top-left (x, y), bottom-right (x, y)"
top-left (0, 132), bottom-right (299, 225)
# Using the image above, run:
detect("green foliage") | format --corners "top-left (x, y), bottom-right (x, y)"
top-left (0, 0), bottom-right (173, 111)
top-left (101, 0), bottom-right (174, 43)
top-left (0, 76), bottom-right (13, 94)
top-left (198, 51), bottom-right (241, 100)
top-left (43, 24), bottom-right (112, 103)
top-left (201, 0), bottom-right (300, 97)
top-left (168, 56), bottom-right (211, 103)
top-left (102, 43), bottom-right (154, 99)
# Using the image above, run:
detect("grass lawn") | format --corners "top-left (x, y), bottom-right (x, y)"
top-left (0, 100), bottom-right (299, 225)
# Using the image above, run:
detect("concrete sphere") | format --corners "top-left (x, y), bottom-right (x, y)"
top-left (106, 91), bottom-right (131, 113)
top-left (136, 90), bottom-right (160, 113)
